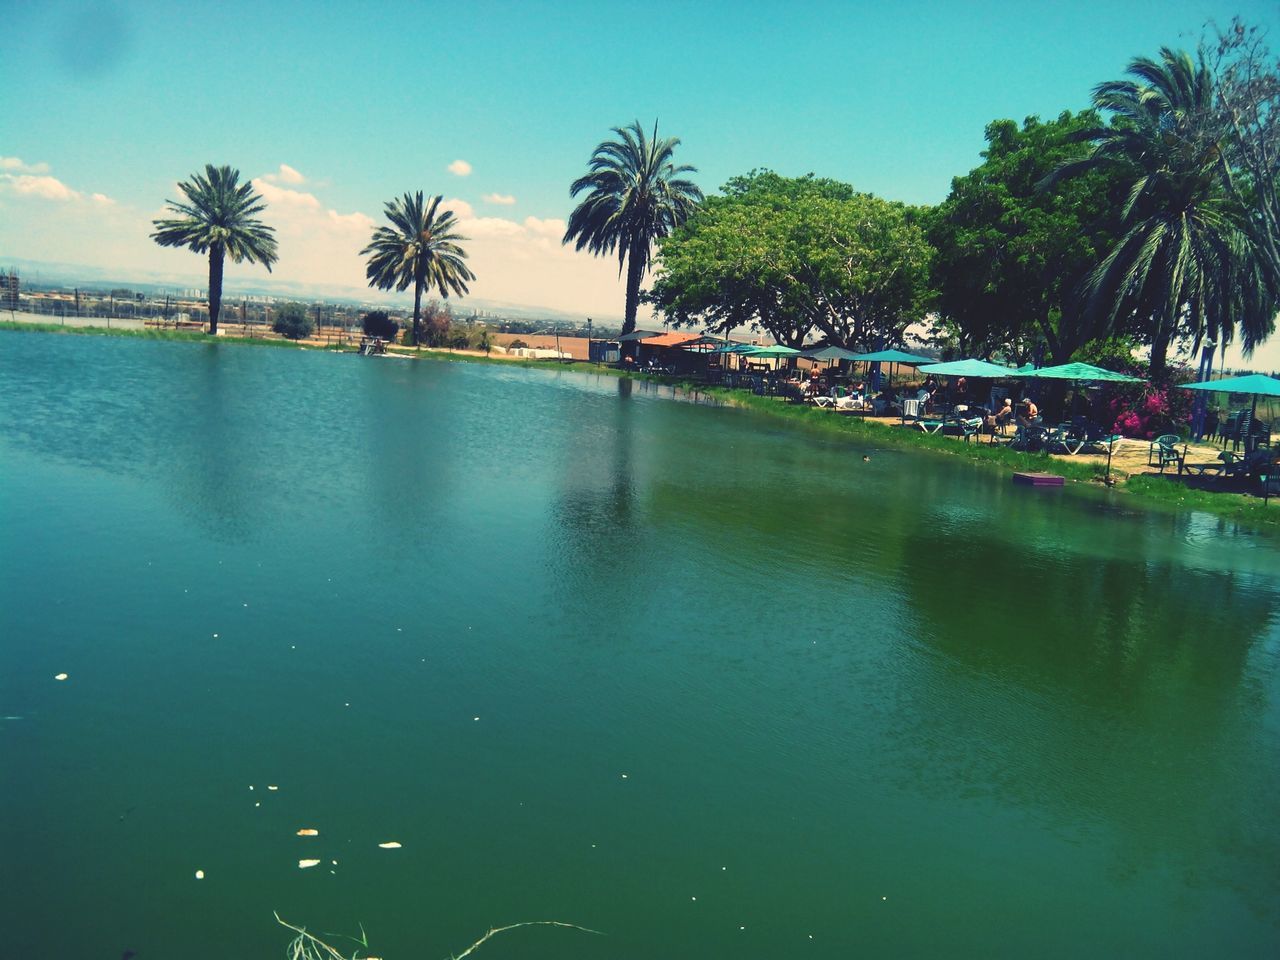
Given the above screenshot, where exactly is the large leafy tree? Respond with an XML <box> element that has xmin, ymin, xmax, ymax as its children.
<box><xmin>650</xmin><ymin>172</ymin><xmax>932</xmax><ymax>349</ymax></box>
<box><xmin>1208</xmin><ymin>19</ymin><xmax>1280</xmax><ymax>317</ymax></box>
<box><xmin>563</xmin><ymin>120</ymin><xmax>703</xmax><ymax>339</ymax></box>
<box><xmin>150</xmin><ymin>164</ymin><xmax>278</xmax><ymax>336</ymax></box>
<box><xmin>362</xmin><ymin>193</ymin><xmax>474</xmax><ymax>346</ymax></box>
<box><xmin>1057</xmin><ymin>48</ymin><xmax>1275</xmax><ymax>377</ymax></box>
<box><xmin>927</xmin><ymin>113</ymin><xmax>1127</xmax><ymax>363</ymax></box>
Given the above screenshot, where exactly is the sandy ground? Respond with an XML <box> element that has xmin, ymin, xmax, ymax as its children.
<box><xmin>836</xmin><ymin>411</ymin><xmax>1245</xmax><ymax>481</ymax></box>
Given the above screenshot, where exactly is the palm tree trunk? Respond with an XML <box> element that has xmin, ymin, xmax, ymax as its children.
<box><xmin>207</xmin><ymin>243</ymin><xmax>224</xmax><ymax>336</ymax></box>
<box><xmin>623</xmin><ymin>247</ymin><xmax>645</xmax><ymax>336</ymax></box>
<box><xmin>1149</xmin><ymin>324</ymin><xmax>1172</xmax><ymax>381</ymax></box>
<box><xmin>412</xmin><ymin>278</ymin><xmax>423</xmax><ymax>347</ymax></box>
<box><xmin>621</xmin><ymin>248</ymin><xmax>645</xmax><ymax>360</ymax></box>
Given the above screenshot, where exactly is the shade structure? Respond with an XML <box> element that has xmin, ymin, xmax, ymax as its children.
<box><xmin>714</xmin><ymin>342</ymin><xmax>762</xmax><ymax>354</ymax></box>
<box><xmin>1181</xmin><ymin>373</ymin><xmax>1280</xmax><ymax>502</ymax></box>
<box><xmin>800</xmin><ymin>345</ymin><xmax>864</xmax><ymax>362</ymax></box>
<box><xmin>1019</xmin><ymin>362</ymin><xmax>1143</xmax><ymax>383</ymax></box>
<box><xmin>616</xmin><ymin>329</ymin><xmax>663</xmax><ymax>342</ymax></box>
<box><xmin>851</xmin><ymin>349</ymin><xmax>932</xmax><ymax>364</ymax></box>
<box><xmin>678</xmin><ymin>334</ymin><xmax>729</xmax><ymax>352</ymax></box>
<box><xmin>917</xmin><ymin>358</ymin><xmax>1019</xmax><ymax>378</ymax></box>
<box><xmin>746</xmin><ymin>344</ymin><xmax>801</xmax><ymax>358</ymax></box>
<box><xmin>1179</xmin><ymin>373</ymin><xmax>1280</xmax><ymax>396</ymax></box>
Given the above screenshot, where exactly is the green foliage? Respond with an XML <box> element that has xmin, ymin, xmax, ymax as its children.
<box><xmin>272</xmin><ymin>302</ymin><xmax>314</xmax><ymax>340</ymax></box>
<box><xmin>563</xmin><ymin>120</ymin><xmax>703</xmax><ymax>335</ymax></box>
<box><xmin>927</xmin><ymin>112</ymin><xmax>1126</xmax><ymax>363</ymax></box>
<box><xmin>360</xmin><ymin>309</ymin><xmax>399</xmax><ymax>340</ymax></box>
<box><xmin>362</xmin><ymin>192</ymin><xmax>474</xmax><ymax>346</ymax></box>
<box><xmin>651</xmin><ymin>170</ymin><xmax>932</xmax><ymax>349</ymax></box>
<box><xmin>1060</xmin><ymin>48</ymin><xmax>1278</xmax><ymax>376</ymax></box>
<box><xmin>1070</xmin><ymin>337</ymin><xmax>1145</xmax><ymax>375</ymax></box>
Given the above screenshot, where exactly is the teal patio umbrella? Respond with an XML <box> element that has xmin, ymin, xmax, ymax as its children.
<box><xmin>851</xmin><ymin>348</ymin><xmax>932</xmax><ymax>391</ymax></box>
<box><xmin>747</xmin><ymin>344</ymin><xmax>801</xmax><ymax>357</ymax></box>
<box><xmin>852</xmin><ymin>349</ymin><xmax>933</xmax><ymax>364</ymax></box>
<box><xmin>917</xmin><ymin>358</ymin><xmax>1019</xmax><ymax>378</ymax></box>
<box><xmin>1019</xmin><ymin>361</ymin><xmax>1143</xmax><ymax>383</ymax></box>
<box><xmin>1181</xmin><ymin>374</ymin><xmax>1280</xmax><ymax>496</ymax></box>
<box><xmin>1022</xmin><ymin>362</ymin><xmax>1144</xmax><ymax>480</ymax></box>
<box><xmin>801</xmin><ymin>344</ymin><xmax>864</xmax><ymax>362</ymax></box>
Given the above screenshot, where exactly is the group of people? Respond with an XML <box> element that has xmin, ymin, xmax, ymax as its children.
<box><xmin>793</xmin><ymin>366</ymin><xmax>1047</xmax><ymax>432</ymax></box>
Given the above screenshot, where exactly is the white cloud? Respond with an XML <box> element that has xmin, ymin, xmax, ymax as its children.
<box><xmin>482</xmin><ymin>192</ymin><xmax>516</xmax><ymax>205</ymax></box>
<box><xmin>0</xmin><ymin>173</ymin><xmax>82</xmax><ymax>201</ymax></box>
<box><xmin>261</xmin><ymin>163</ymin><xmax>305</xmax><ymax>185</ymax></box>
<box><xmin>0</xmin><ymin>157</ymin><xmax>50</xmax><ymax>174</ymax></box>
<box><xmin>522</xmin><ymin>216</ymin><xmax>565</xmax><ymax>238</ymax></box>
<box><xmin>441</xmin><ymin>197</ymin><xmax>474</xmax><ymax>220</ymax></box>
<box><xmin>447</xmin><ymin>159</ymin><xmax>473</xmax><ymax>177</ymax></box>
<box><xmin>251</xmin><ymin>179</ymin><xmax>322</xmax><ymax>209</ymax></box>
<box><xmin>0</xmin><ymin>161</ymin><xmax>634</xmax><ymax>322</ymax></box>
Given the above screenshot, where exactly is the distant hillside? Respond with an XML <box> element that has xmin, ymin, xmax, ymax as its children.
<box><xmin>0</xmin><ymin>256</ymin><xmax>619</xmax><ymax>326</ymax></box>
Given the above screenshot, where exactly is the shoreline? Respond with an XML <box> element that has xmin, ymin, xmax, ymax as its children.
<box><xmin>4</xmin><ymin>319</ymin><xmax>1275</xmax><ymax>531</ymax></box>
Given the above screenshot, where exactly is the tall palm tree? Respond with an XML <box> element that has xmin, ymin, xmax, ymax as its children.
<box><xmin>150</xmin><ymin>164</ymin><xmax>278</xmax><ymax>336</ymax></box>
<box><xmin>563</xmin><ymin>120</ymin><xmax>702</xmax><ymax>339</ymax></box>
<box><xmin>362</xmin><ymin>192</ymin><xmax>474</xmax><ymax>346</ymax></box>
<box><xmin>1054</xmin><ymin>48</ymin><xmax>1273</xmax><ymax>377</ymax></box>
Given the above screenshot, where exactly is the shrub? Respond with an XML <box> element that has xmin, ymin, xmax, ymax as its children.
<box><xmin>272</xmin><ymin>302</ymin><xmax>314</xmax><ymax>340</ymax></box>
<box><xmin>509</xmin><ymin>338</ymin><xmax>529</xmax><ymax>350</ymax></box>
<box><xmin>361</xmin><ymin>310</ymin><xmax>399</xmax><ymax>340</ymax></box>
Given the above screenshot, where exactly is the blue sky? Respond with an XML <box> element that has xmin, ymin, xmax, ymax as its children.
<box><xmin>3</xmin><ymin>0</ymin><xmax>1278</xmax><ymax>362</ymax></box>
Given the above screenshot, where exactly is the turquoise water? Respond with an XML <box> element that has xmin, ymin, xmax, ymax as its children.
<box><xmin>1</xmin><ymin>331</ymin><xmax>1278</xmax><ymax>959</ymax></box>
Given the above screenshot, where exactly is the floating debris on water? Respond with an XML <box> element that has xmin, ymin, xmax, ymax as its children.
<box><xmin>296</xmin><ymin>829</ymin><xmax>319</xmax><ymax>837</ymax></box>
<box><xmin>298</xmin><ymin>859</ymin><xmax>321</xmax><ymax>869</ymax></box>
<box><xmin>377</xmin><ymin>842</ymin><xmax>402</xmax><ymax>849</ymax></box>
<box><xmin>194</xmin><ymin>870</ymin><xmax>204</xmax><ymax>880</ymax></box>
<box><xmin>54</xmin><ymin>673</ymin><xmax>69</xmax><ymax>681</ymax></box>
<box><xmin>267</xmin><ymin>785</ymin><xmax>279</xmax><ymax>791</ymax></box>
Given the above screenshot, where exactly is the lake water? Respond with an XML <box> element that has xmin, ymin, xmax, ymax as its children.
<box><xmin>1</xmin><ymin>331</ymin><xmax>1278</xmax><ymax>959</ymax></box>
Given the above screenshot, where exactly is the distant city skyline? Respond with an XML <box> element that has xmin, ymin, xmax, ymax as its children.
<box><xmin>3</xmin><ymin>0</ymin><xmax>1278</xmax><ymax>367</ymax></box>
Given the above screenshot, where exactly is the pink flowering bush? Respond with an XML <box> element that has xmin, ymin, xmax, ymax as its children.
<box><xmin>1107</xmin><ymin>383</ymin><xmax>1192</xmax><ymax>439</ymax></box>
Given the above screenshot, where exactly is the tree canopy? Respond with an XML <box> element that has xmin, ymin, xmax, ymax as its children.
<box><xmin>650</xmin><ymin>171</ymin><xmax>932</xmax><ymax>349</ymax></box>
<box><xmin>927</xmin><ymin>112</ymin><xmax>1126</xmax><ymax>364</ymax></box>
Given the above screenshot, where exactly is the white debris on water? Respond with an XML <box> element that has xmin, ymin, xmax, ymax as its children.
<box><xmin>298</xmin><ymin>859</ymin><xmax>321</xmax><ymax>869</ymax></box>
<box><xmin>54</xmin><ymin>673</ymin><xmax>68</xmax><ymax>681</ymax></box>
<box><xmin>377</xmin><ymin>842</ymin><xmax>402</xmax><ymax>849</ymax></box>
<box><xmin>267</xmin><ymin>785</ymin><xmax>278</xmax><ymax>791</ymax></box>
<box><xmin>195</xmin><ymin>870</ymin><xmax>204</xmax><ymax>879</ymax></box>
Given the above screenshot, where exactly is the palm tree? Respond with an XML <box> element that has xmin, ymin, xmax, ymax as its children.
<box><xmin>1054</xmin><ymin>48</ymin><xmax>1273</xmax><ymax>377</ymax></box>
<box><xmin>362</xmin><ymin>192</ymin><xmax>474</xmax><ymax>346</ymax></box>
<box><xmin>150</xmin><ymin>164</ymin><xmax>278</xmax><ymax>336</ymax></box>
<box><xmin>563</xmin><ymin>120</ymin><xmax>702</xmax><ymax>340</ymax></box>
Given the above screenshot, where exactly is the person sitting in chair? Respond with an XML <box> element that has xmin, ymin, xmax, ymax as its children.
<box><xmin>986</xmin><ymin>397</ymin><xmax>1014</xmax><ymax>432</ymax></box>
<box><xmin>1017</xmin><ymin>396</ymin><xmax>1039</xmax><ymax>426</ymax></box>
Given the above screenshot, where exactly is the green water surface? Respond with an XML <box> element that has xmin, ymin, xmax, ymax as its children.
<box><xmin>1</xmin><ymin>331</ymin><xmax>1277</xmax><ymax>958</ymax></box>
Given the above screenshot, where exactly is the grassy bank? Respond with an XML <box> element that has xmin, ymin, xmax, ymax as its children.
<box><xmin>720</xmin><ymin>386</ymin><xmax>1279</xmax><ymax>527</ymax></box>
<box><xmin>5</xmin><ymin>320</ymin><xmax>1274</xmax><ymax>528</ymax></box>
<box><xmin>0</xmin><ymin>320</ymin><xmax>307</xmax><ymax>348</ymax></box>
